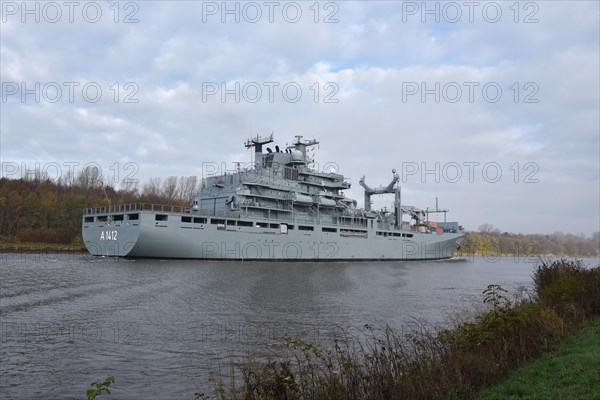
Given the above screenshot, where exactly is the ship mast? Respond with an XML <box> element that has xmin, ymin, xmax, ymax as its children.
<box><xmin>289</xmin><ymin>135</ymin><xmax>319</xmax><ymax>163</ymax></box>
<box><xmin>426</xmin><ymin>197</ymin><xmax>449</xmax><ymax>222</ymax></box>
<box><xmin>245</xmin><ymin>134</ymin><xmax>274</xmax><ymax>169</ymax></box>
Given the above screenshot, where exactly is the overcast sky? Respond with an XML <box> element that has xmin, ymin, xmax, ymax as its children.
<box><xmin>1</xmin><ymin>1</ymin><xmax>599</xmax><ymax>235</ymax></box>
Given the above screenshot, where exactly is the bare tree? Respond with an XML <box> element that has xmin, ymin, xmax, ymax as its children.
<box><xmin>121</xmin><ymin>178</ymin><xmax>139</xmax><ymax>194</ymax></box>
<box><xmin>162</xmin><ymin>176</ymin><xmax>178</xmax><ymax>200</ymax></box>
<box><xmin>142</xmin><ymin>177</ymin><xmax>161</xmax><ymax>197</ymax></box>
<box><xmin>177</xmin><ymin>176</ymin><xmax>199</xmax><ymax>203</ymax></box>
<box><xmin>76</xmin><ymin>165</ymin><xmax>103</xmax><ymax>189</ymax></box>
<box><xmin>478</xmin><ymin>223</ymin><xmax>494</xmax><ymax>234</ymax></box>
<box><xmin>23</xmin><ymin>167</ymin><xmax>48</xmax><ymax>182</ymax></box>
<box><xmin>60</xmin><ymin>168</ymin><xmax>76</xmax><ymax>187</ymax></box>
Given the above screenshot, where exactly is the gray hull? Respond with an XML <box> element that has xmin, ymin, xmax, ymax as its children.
<box><xmin>83</xmin><ymin>208</ymin><xmax>466</xmax><ymax>261</ymax></box>
<box><xmin>83</xmin><ymin>136</ymin><xmax>467</xmax><ymax>261</ymax></box>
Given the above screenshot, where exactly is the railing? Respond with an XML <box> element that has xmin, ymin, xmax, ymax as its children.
<box><xmin>83</xmin><ymin>203</ymin><xmax>248</xmax><ymax>219</ymax></box>
<box><xmin>197</xmin><ymin>209</ymin><xmax>242</xmax><ymax>219</ymax></box>
<box><xmin>82</xmin><ymin>203</ymin><xmax>380</xmax><ymax>231</ymax></box>
<box><xmin>83</xmin><ymin>203</ymin><xmax>187</xmax><ymax>215</ymax></box>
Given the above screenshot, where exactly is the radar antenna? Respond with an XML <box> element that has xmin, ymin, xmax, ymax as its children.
<box><xmin>244</xmin><ymin>133</ymin><xmax>274</xmax><ymax>149</ymax></box>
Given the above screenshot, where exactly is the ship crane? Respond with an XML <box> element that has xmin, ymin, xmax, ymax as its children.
<box><xmin>401</xmin><ymin>206</ymin><xmax>426</xmax><ymax>226</ymax></box>
<box><xmin>359</xmin><ymin>169</ymin><xmax>402</xmax><ymax>227</ymax></box>
<box><xmin>359</xmin><ymin>169</ymin><xmax>399</xmax><ymax>211</ymax></box>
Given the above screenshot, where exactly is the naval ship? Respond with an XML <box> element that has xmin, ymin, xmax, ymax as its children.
<box><xmin>82</xmin><ymin>135</ymin><xmax>466</xmax><ymax>260</ymax></box>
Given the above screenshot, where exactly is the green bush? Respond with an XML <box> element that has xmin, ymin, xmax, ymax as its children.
<box><xmin>533</xmin><ymin>259</ymin><xmax>600</xmax><ymax>318</ymax></box>
<box><xmin>86</xmin><ymin>376</ymin><xmax>115</xmax><ymax>400</ymax></box>
<box><xmin>241</xmin><ymin>360</ymin><xmax>299</xmax><ymax>400</ymax></box>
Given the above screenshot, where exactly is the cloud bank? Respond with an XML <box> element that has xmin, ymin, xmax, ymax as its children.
<box><xmin>1</xmin><ymin>1</ymin><xmax>599</xmax><ymax>235</ymax></box>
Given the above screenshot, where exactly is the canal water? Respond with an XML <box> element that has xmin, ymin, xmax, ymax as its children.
<box><xmin>1</xmin><ymin>253</ymin><xmax>596</xmax><ymax>399</ymax></box>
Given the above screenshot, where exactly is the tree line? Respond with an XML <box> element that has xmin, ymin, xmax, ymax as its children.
<box><xmin>1</xmin><ymin>173</ymin><xmax>598</xmax><ymax>256</ymax></box>
<box><xmin>460</xmin><ymin>224</ymin><xmax>599</xmax><ymax>257</ymax></box>
<box><xmin>0</xmin><ymin>168</ymin><xmax>203</xmax><ymax>245</ymax></box>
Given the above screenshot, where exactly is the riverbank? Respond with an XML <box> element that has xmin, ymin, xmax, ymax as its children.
<box><xmin>479</xmin><ymin>318</ymin><xmax>600</xmax><ymax>399</ymax></box>
<box><xmin>0</xmin><ymin>241</ymin><xmax>85</xmax><ymax>252</ymax></box>
<box><xmin>1</xmin><ymin>241</ymin><xmax>595</xmax><ymax>259</ymax></box>
<box><xmin>195</xmin><ymin>259</ymin><xmax>599</xmax><ymax>400</ymax></box>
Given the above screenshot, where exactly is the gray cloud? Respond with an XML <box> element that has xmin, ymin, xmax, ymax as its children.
<box><xmin>1</xmin><ymin>0</ymin><xmax>598</xmax><ymax>235</ymax></box>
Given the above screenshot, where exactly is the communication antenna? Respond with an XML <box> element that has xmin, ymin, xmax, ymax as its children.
<box><xmin>425</xmin><ymin>196</ymin><xmax>449</xmax><ymax>222</ymax></box>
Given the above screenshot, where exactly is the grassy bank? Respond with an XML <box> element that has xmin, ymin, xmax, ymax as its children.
<box><xmin>0</xmin><ymin>241</ymin><xmax>86</xmax><ymax>252</ymax></box>
<box><xmin>195</xmin><ymin>260</ymin><xmax>600</xmax><ymax>400</ymax></box>
<box><xmin>479</xmin><ymin>318</ymin><xmax>600</xmax><ymax>400</ymax></box>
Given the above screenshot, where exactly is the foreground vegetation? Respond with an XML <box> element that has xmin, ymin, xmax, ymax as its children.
<box><xmin>479</xmin><ymin>318</ymin><xmax>600</xmax><ymax>400</ymax></box>
<box><xmin>193</xmin><ymin>259</ymin><xmax>599</xmax><ymax>400</ymax></box>
<box><xmin>2</xmin><ymin>176</ymin><xmax>599</xmax><ymax>257</ymax></box>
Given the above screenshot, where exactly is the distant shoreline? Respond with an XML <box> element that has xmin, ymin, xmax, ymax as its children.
<box><xmin>0</xmin><ymin>242</ymin><xmax>596</xmax><ymax>259</ymax></box>
<box><xmin>455</xmin><ymin>251</ymin><xmax>584</xmax><ymax>258</ymax></box>
<box><xmin>1</xmin><ymin>242</ymin><xmax>86</xmax><ymax>253</ymax></box>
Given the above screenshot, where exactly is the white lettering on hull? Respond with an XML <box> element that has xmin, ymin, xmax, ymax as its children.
<box><xmin>100</xmin><ymin>230</ymin><xmax>118</xmax><ymax>241</ymax></box>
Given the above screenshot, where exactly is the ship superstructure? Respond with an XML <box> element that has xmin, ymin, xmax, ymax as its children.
<box><xmin>82</xmin><ymin>135</ymin><xmax>465</xmax><ymax>260</ymax></box>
